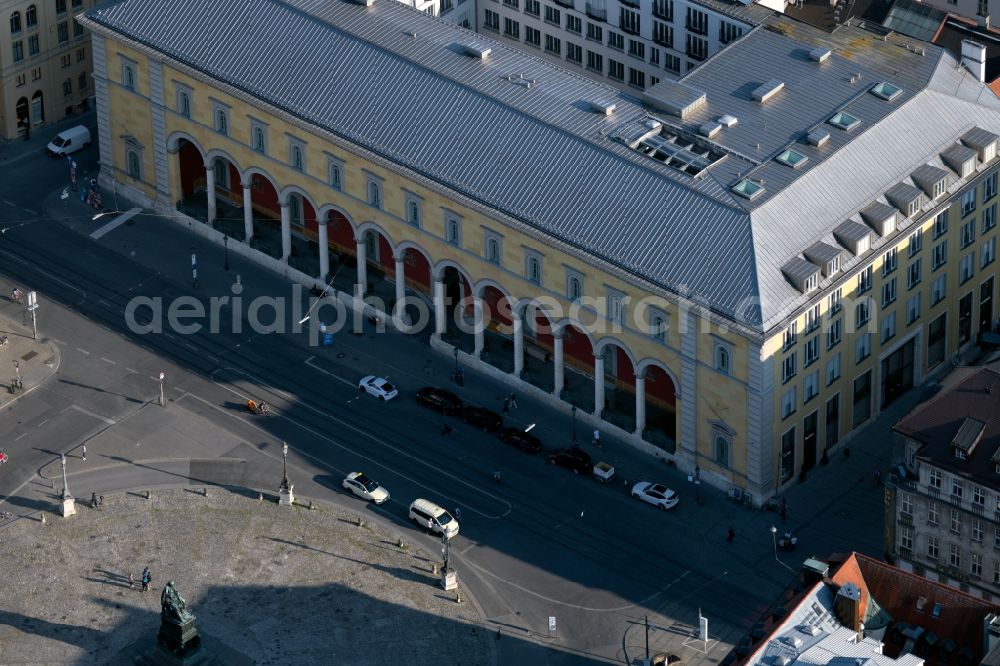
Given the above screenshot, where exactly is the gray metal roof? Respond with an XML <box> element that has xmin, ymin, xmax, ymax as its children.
<box><xmin>81</xmin><ymin>0</ymin><xmax>1000</xmax><ymax>333</ymax></box>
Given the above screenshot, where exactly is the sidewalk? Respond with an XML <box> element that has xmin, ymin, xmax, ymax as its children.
<box><xmin>0</xmin><ymin>295</ymin><xmax>60</xmax><ymax>412</ymax></box>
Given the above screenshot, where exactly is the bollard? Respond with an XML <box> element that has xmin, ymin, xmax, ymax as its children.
<box><xmin>99</xmin><ymin>495</ymin><xmax>104</xmax><ymax>506</ymax></box>
<box><xmin>258</xmin><ymin>492</ymin><xmax>263</xmax><ymax>502</ymax></box>
<box><xmin>308</xmin><ymin>500</ymin><xmax>314</xmax><ymax>510</ymax></box>
<box><xmin>432</xmin><ymin>563</ymin><xmax>439</xmax><ymax>575</ymax></box>
<box><xmin>456</xmin><ymin>588</ymin><xmax>462</xmax><ymax>604</ymax></box>
<box><xmin>40</xmin><ymin>514</ymin><xmax>46</xmax><ymax>525</ymax></box>
<box><xmin>202</xmin><ymin>487</ymin><xmax>208</xmax><ymax>497</ymax></box>
<box><xmin>145</xmin><ymin>490</ymin><xmax>151</xmax><ymax>500</ymax></box>
<box><xmin>356</xmin><ymin>516</ymin><xmax>365</xmax><ymax>528</ymax></box>
<box><xmin>397</xmin><ymin>538</ymin><xmax>405</xmax><ymax>549</ymax></box>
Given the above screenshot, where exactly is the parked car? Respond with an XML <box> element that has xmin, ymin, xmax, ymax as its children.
<box><xmin>46</xmin><ymin>125</ymin><xmax>91</xmax><ymax>157</ymax></box>
<box><xmin>409</xmin><ymin>498</ymin><xmax>459</xmax><ymax>538</ymax></box>
<box><xmin>499</xmin><ymin>427</ymin><xmax>542</xmax><ymax>453</ymax></box>
<box><xmin>342</xmin><ymin>472</ymin><xmax>390</xmax><ymax>505</ymax></box>
<box><xmin>547</xmin><ymin>446</ymin><xmax>592</xmax><ymax>474</ymax></box>
<box><xmin>358</xmin><ymin>375</ymin><xmax>398</xmax><ymax>401</ymax></box>
<box><xmin>415</xmin><ymin>386</ymin><xmax>463</xmax><ymax>414</ymax></box>
<box><xmin>460</xmin><ymin>405</ymin><xmax>503</xmax><ymax>432</ymax></box>
<box><xmin>631</xmin><ymin>481</ymin><xmax>679</xmax><ymax>510</ymax></box>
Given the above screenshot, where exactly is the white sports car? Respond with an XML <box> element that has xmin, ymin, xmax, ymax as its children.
<box><xmin>631</xmin><ymin>482</ymin><xmax>679</xmax><ymax>510</ymax></box>
<box><xmin>358</xmin><ymin>375</ymin><xmax>398</xmax><ymax>401</ymax></box>
<box><xmin>342</xmin><ymin>472</ymin><xmax>390</xmax><ymax>504</ymax></box>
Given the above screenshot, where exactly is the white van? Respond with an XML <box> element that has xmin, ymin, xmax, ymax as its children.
<box><xmin>408</xmin><ymin>499</ymin><xmax>459</xmax><ymax>539</ymax></box>
<box><xmin>46</xmin><ymin>125</ymin><xmax>92</xmax><ymax>157</ymax></box>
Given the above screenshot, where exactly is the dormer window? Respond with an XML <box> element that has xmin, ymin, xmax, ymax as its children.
<box><xmin>955</xmin><ymin>448</ymin><xmax>967</xmax><ymax>460</ymax></box>
<box><xmin>732</xmin><ymin>179</ymin><xmax>764</xmax><ymax>200</ymax></box>
<box><xmin>943</xmin><ymin>143</ymin><xmax>978</xmax><ymax>178</ymax></box>
<box><xmin>933</xmin><ymin>179</ymin><xmax>946</xmax><ymax>199</ymax></box>
<box><xmin>828</xmin><ymin>256</ymin><xmax>841</xmax><ymax>275</ymax></box>
<box><xmin>829</xmin><ymin>111</ymin><xmax>860</xmax><ymax>131</ymax></box>
<box><xmin>804</xmin><ymin>273</ymin><xmax>818</xmax><ymax>292</ymax></box>
<box><xmin>870</xmin><ymin>82</ymin><xmax>902</xmax><ymax>101</ymax></box>
<box><xmin>782</xmin><ymin>257</ymin><xmax>820</xmax><ymax>293</ymax></box>
<box><xmin>776</xmin><ymin>149</ymin><xmax>808</xmax><ymax>169</ymax></box>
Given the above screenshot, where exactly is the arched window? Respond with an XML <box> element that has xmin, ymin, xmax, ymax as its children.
<box><xmin>714</xmin><ymin>435</ymin><xmax>730</xmax><ymax>467</ymax></box>
<box><xmin>291</xmin><ymin>145</ymin><xmax>303</xmax><ymax>171</ymax></box>
<box><xmin>215</xmin><ymin>109</ymin><xmax>227</xmax><ymax>135</ymax></box>
<box><xmin>253</xmin><ymin>127</ymin><xmax>265</xmax><ymax>152</ymax></box>
<box><xmin>447</xmin><ymin>218</ymin><xmax>460</xmax><ymax>245</ymax></box>
<box><xmin>527</xmin><ymin>256</ymin><xmax>540</xmax><ymax>283</ymax></box>
<box><xmin>715</xmin><ymin>345</ymin><xmax>731</xmax><ymax>374</ymax></box>
<box><xmin>328</xmin><ymin>162</ymin><xmax>342</xmax><ymax>190</ymax></box>
<box><xmin>178</xmin><ymin>91</ymin><xmax>190</xmax><ymax>118</ymax></box>
<box><xmin>122</xmin><ymin>64</ymin><xmax>135</xmax><ymax>91</ymax></box>
<box><xmin>367</xmin><ymin>181</ymin><xmax>380</xmax><ymax>207</ymax></box>
<box><xmin>408</xmin><ymin>200</ymin><xmax>420</xmax><ymax>226</ymax></box>
<box><xmin>289</xmin><ymin>195</ymin><xmax>302</xmax><ymax>227</ymax></box>
<box><xmin>126</xmin><ymin>150</ymin><xmax>141</xmax><ymax>180</ymax></box>
<box><xmin>10</xmin><ymin>11</ymin><xmax>21</xmax><ymax>34</ymax></box>
<box><xmin>568</xmin><ymin>276</ymin><xmax>581</xmax><ymax>300</ymax></box>
<box><xmin>486</xmin><ymin>238</ymin><xmax>500</xmax><ymax>264</ymax></box>
<box><xmin>213</xmin><ymin>159</ymin><xmax>228</xmax><ymax>189</ymax></box>
<box><xmin>26</xmin><ymin>6</ymin><xmax>37</xmax><ymax>27</ymax></box>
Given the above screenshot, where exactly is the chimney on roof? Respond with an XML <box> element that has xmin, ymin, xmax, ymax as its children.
<box><xmin>962</xmin><ymin>39</ymin><xmax>987</xmax><ymax>83</ymax></box>
<box><xmin>835</xmin><ymin>582</ymin><xmax>863</xmax><ymax>633</ymax></box>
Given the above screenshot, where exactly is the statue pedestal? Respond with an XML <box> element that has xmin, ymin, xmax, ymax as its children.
<box><xmin>279</xmin><ymin>484</ymin><xmax>294</xmax><ymax>506</ymax></box>
<box><xmin>441</xmin><ymin>567</ymin><xmax>458</xmax><ymax>591</ymax></box>
<box><xmin>150</xmin><ymin>612</ymin><xmax>204</xmax><ymax>665</ymax></box>
<box><xmin>61</xmin><ymin>496</ymin><xmax>76</xmax><ymax>518</ymax></box>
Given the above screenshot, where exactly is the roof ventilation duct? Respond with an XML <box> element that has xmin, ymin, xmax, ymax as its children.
<box><xmin>462</xmin><ymin>43</ymin><xmax>492</xmax><ymax>59</ymax></box>
<box><xmin>588</xmin><ymin>99</ymin><xmax>617</xmax><ymax>115</ymax></box>
<box><xmin>718</xmin><ymin>114</ymin><xmax>738</xmax><ymax>128</ymax></box>
<box><xmin>751</xmin><ymin>79</ymin><xmax>784</xmax><ymax>103</ymax></box>
<box><xmin>809</xmin><ymin>47</ymin><xmax>831</xmax><ymax>63</ymax></box>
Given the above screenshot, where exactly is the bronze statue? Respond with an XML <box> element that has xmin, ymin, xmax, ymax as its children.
<box><xmin>160</xmin><ymin>580</ymin><xmax>193</xmax><ymax>623</ymax></box>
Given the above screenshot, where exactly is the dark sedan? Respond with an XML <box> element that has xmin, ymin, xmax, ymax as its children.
<box><xmin>499</xmin><ymin>427</ymin><xmax>543</xmax><ymax>453</ymax></box>
<box><xmin>460</xmin><ymin>405</ymin><xmax>503</xmax><ymax>432</ymax></box>
<box><xmin>547</xmin><ymin>446</ymin><xmax>592</xmax><ymax>474</ymax></box>
<box><xmin>415</xmin><ymin>386</ymin><xmax>464</xmax><ymax>415</ymax></box>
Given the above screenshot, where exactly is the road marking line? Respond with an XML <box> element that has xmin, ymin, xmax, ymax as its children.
<box><xmin>125</xmin><ymin>367</ymin><xmax>138</xmax><ymax>374</ymax></box>
<box><xmin>53</xmin><ymin>339</ymin><xmax>67</xmax><ymax>346</ymax></box>
<box><xmin>90</xmin><ymin>207</ymin><xmax>142</xmax><ymax>240</ymax></box>
<box><xmin>303</xmin><ymin>356</ymin><xmax>356</xmax><ymax>388</ymax></box>
<box><xmin>76</xmin><ymin>348</ymin><xmax>90</xmax><ymax>355</ymax></box>
<box><xmin>14</xmin><ymin>433</ymin><xmax>26</xmax><ymax>441</ymax></box>
<box><xmin>37</xmin><ymin>419</ymin><xmax>48</xmax><ymax>427</ymax></box>
<box><xmin>69</xmin><ymin>404</ymin><xmax>116</xmax><ymax>426</ymax></box>
<box><xmin>98</xmin><ymin>299</ymin><xmax>111</xmax><ymax>307</ymax></box>
<box><xmin>24</xmin><ymin>208</ymin><xmax>38</xmax><ymax>215</ymax></box>
<box><xmin>184</xmin><ymin>343</ymin><xmax>198</xmax><ymax>351</ymax></box>
<box><xmin>1</xmin><ymin>199</ymin><xmax>12</xmax><ymax>206</ymax></box>
<box><xmin>100</xmin><ymin>357</ymin><xmax>116</xmax><ymax>365</ymax></box>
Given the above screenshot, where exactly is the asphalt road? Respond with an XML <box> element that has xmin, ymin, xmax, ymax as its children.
<box><xmin>0</xmin><ymin>131</ymin><xmax>838</xmax><ymax>665</ymax></box>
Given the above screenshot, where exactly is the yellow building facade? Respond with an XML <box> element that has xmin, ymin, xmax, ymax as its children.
<box><xmin>80</xmin><ymin>0</ymin><xmax>1000</xmax><ymax>503</ymax></box>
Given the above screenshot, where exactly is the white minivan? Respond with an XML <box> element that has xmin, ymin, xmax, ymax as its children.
<box><xmin>46</xmin><ymin>125</ymin><xmax>92</xmax><ymax>157</ymax></box>
<box><xmin>408</xmin><ymin>499</ymin><xmax>459</xmax><ymax>538</ymax></box>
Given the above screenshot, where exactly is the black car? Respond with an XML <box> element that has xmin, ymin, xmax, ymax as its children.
<box><xmin>499</xmin><ymin>427</ymin><xmax>543</xmax><ymax>454</ymax></box>
<box><xmin>547</xmin><ymin>446</ymin><xmax>592</xmax><ymax>474</ymax></box>
<box><xmin>460</xmin><ymin>405</ymin><xmax>503</xmax><ymax>432</ymax></box>
<box><xmin>415</xmin><ymin>387</ymin><xmax>464</xmax><ymax>415</ymax></box>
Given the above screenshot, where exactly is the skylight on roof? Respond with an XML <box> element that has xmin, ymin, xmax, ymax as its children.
<box><xmin>829</xmin><ymin>111</ymin><xmax>860</xmax><ymax>131</ymax></box>
<box><xmin>870</xmin><ymin>82</ymin><xmax>902</xmax><ymax>101</ymax></box>
<box><xmin>776</xmin><ymin>149</ymin><xmax>808</xmax><ymax>169</ymax></box>
<box><xmin>732</xmin><ymin>179</ymin><xmax>764</xmax><ymax>200</ymax></box>
<box><xmin>630</xmin><ymin>125</ymin><xmax>727</xmax><ymax>177</ymax></box>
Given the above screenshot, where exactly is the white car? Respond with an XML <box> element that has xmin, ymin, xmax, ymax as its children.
<box><xmin>358</xmin><ymin>375</ymin><xmax>398</xmax><ymax>401</ymax></box>
<box><xmin>631</xmin><ymin>482</ymin><xmax>679</xmax><ymax>510</ymax></box>
<box><xmin>342</xmin><ymin>472</ymin><xmax>390</xmax><ymax>504</ymax></box>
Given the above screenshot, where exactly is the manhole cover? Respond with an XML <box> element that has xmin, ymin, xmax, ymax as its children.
<box><xmin>336</xmin><ymin>352</ymin><xmax>346</xmax><ymax>359</ymax></box>
<box><xmin>20</xmin><ymin>351</ymin><xmax>37</xmax><ymax>361</ymax></box>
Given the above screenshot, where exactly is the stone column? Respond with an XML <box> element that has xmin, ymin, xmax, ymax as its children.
<box><xmin>205</xmin><ymin>164</ymin><xmax>216</xmax><ymax>225</ymax></box>
<box><xmin>355</xmin><ymin>238</ymin><xmax>368</xmax><ymax>297</ymax></box>
<box><xmin>512</xmin><ymin>314</ymin><xmax>524</xmax><ymax>377</ymax></box>
<box><xmin>394</xmin><ymin>255</ymin><xmax>406</xmax><ymax>308</ymax></box>
<box><xmin>318</xmin><ymin>218</ymin><xmax>330</xmax><ymax>281</ymax></box>
<box><xmin>242</xmin><ymin>182</ymin><xmax>253</xmax><ymax>243</ymax></box>
<box><xmin>593</xmin><ymin>353</ymin><xmax>605</xmax><ymax>417</ymax></box>
<box><xmin>433</xmin><ymin>277</ymin><xmax>447</xmax><ymax>337</ymax></box>
<box><xmin>473</xmin><ymin>294</ymin><xmax>485</xmax><ymax>358</ymax></box>
<box><xmin>553</xmin><ymin>332</ymin><xmax>564</xmax><ymax>399</ymax></box>
<box><xmin>635</xmin><ymin>371</ymin><xmax>646</xmax><ymax>436</ymax></box>
<box><xmin>280</xmin><ymin>202</ymin><xmax>291</xmax><ymax>262</ymax></box>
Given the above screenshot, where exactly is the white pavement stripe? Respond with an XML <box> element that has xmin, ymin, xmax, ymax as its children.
<box><xmin>14</xmin><ymin>433</ymin><xmax>26</xmax><ymax>441</ymax></box>
<box><xmin>24</xmin><ymin>208</ymin><xmax>38</xmax><ymax>215</ymax></box>
<box><xmin>101</xmin><ymin>357</ymin><xmax>116</xmax><ymax>365</ymax></box>
<box><xmin>90</xmin><ymin>207</ymin><xmax>142</xmax><ymax>240</ymax></box>
<box><xmin>53</xmin><ymin>339</ymin><xmax>67</xmax><ymax>346</ymax></box>
<box><xmin>37</xmin><ymin>419</ymin><xmax>48</xmax><ymax>427</ymax></box>
<box><xmin>184</xmin><ymin>343</ymin><xmax>198</xmax><ymax>351</ymax></box>
<box><xmin>126</xmin><ymin>367</ymin><xmax>138</xmax><ymax>374</ymax></box>
<box><xmin>70</xmin><ymin>404</ymin><xmax>116</xmax><ymax>426</ymax></box>
<box><xmin>1</xmin><ymin>199</ymin><xmax>12</xmax><ymax>206</ymax></box>
<box><xmin>303</xmin><ymin>356</ymin><xmax>356</xmax><ymax>388</ymax></box>
<box><xmin>76</xmin><ymin>348</ymin><xmax>90</xmax><ymax>355</ymax></box>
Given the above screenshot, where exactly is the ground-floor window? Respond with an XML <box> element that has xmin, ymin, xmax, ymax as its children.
<box><xmin>825</xmin><ymin>394</ymin><xmax>839</xmax><ymax>449</ymax></box>
<box><xmin>852</xmin><ymin>370</ymin><xmax>871</xmax><ymax>429</ymax></box>
<box><xmin>780</xmin><ymin>427</ymin><xmax>795</xmax><ymax>483</ymax></box>
<box><xmin>959</xmin><ymin>292</ymin><xmax>973</xmax><ymax>346</ymax></box>
<box><xmin>927</xmin><ymin>313</ymin><xmax>947</xmax><ymax>368</ymax></box>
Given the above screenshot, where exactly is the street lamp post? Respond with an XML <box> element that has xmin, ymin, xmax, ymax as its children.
<box><xmin>60</xmin><ymin>453</ymin><xmax>76</xmax><ymax>517</ymax></box>
<box><xmin>278</xmin><ymin>442</ymin><xmax>295</xmax><ymax>506</ymax></box>
<box><xmin>571</xmin><ymin>405</ymin><xmax>577</xmax><ymax>443</ymax></box>
<box><xmin>694</xmin><ymin>465</ymin><xmax>701</xmax><ymax>504</ymax></box>
<box><xmin>224</xmin><ymin>235</ymin><xmax>230</xmax><ymax>272</ymax></box>
<box><xmin>770</xmin><ymin>525</ymin><xmax>796</xmax><ymax>575</ymax></box>
<box><xmin>453</xmin><ymin>346</ymin><xmax>463</xmax><ymax>386</ymax></box>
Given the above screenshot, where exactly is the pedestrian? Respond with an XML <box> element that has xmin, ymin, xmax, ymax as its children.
<box><xmin>91</xmin><ymin>492</ymin><xmax>98</xmax><ymax>508</ymax></box>
<box><xmin>141</xmin><ymin>567</ymin><xmax>151</xmax><ymax>593</ymax></box>
<box><xmin>874</xmin><ymin>469</ymin><xmax>882</xmax><ymax>487</ymax></box>
<box><xmin>592</xmin><ymin>429</ymin><xmax>601</xmax><ymax>448</ymax></box>
<box><xmin>454</xmin><ymin>507</ymin><xmax>462</xmax><ymax>521</ymax></box>
<box><xmin>128</xmin><ymin>573</ymin><xmax>135</xmax><ymax>589</ymax></box>
<box><xmin>726</xmin><ymin>526</ymin><xmax>735</xmax><ymax>543</ymax></box>
<box><xmin>509</xmin><ymin>392</ymin><xmax>518</xmax><ymax>409</ymax></box>
<box><xmin>502</xmin><ymin>398</ymin><xmax>510</xmax><ymax>414</ymax></box>
<box><xmin>82</xmin><ymin>445</ymin><xmax>87</xmax><ymax>461</ymax></box>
